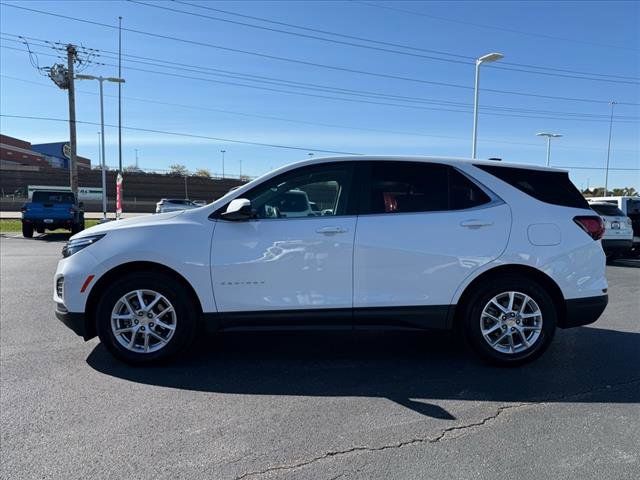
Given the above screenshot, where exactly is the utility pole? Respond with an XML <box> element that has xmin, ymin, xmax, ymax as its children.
<box><xmin>604</xmin><ymin>100</ymin><xmax>616</xmax><ymax>197</ymax></box>
<box><xmin>118</xmin><ymin>16</ymin><xmax>123</xmax><ymax>173</ymax></box>
<box><xmin>66</xmin><ymin>44</ymin><xmax>79</xmax><ymax>201</ymax></box>
<box><xmin>135</xmin><ymin>148</ymin><xmax>139</xmax><ymax>168</ymax></box>
<box><xmin>221</xmin><ymin>149</ymin><xmax>226</xmax><ymax>179</ymax></box>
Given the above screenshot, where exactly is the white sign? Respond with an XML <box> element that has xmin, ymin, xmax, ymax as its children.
<box><xmin>28</xmin><ymin>185</ymin><xmax>103</xmax><ymax>201</ymax></box>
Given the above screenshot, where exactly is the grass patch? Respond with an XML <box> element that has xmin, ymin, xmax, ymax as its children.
<box><xmin>0</xmin><ymin>219</ymin><xmax>100</xmax><ymax>233</ymax></box>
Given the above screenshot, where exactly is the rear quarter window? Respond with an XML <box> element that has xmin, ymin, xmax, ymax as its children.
<box><xmin>475</xmin><ymin>164</ymin><xmax>588</xmax><ymax>209</ymax></box>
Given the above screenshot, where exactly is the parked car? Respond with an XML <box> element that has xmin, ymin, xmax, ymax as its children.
<box><xmin>21</xmin><ymin>190</ymin><xmax>84</xmax><ymax>237</ymax></box>
<box><xmin>588</xmin><ymin>196</ymin><xmax>640</xmax><ymax>255</ymax></box>
<box><xmin>54</xmin><ymin>156</ymin><xmax>608</xmax><ymax>366</ymax></box>
<box><xmin>588</xmin><ymin>202</ymin><xmax>633</xmax><ymax>257</ymax></box>
<box><xmin>263</xmin><ymin>189</ymin><xmax>316</xmax><ymax>218</ymax></box>
<box><xmin>155</xmin><ymin>198</ymin><xmax>199</xmax><ymax>213</ymax></box>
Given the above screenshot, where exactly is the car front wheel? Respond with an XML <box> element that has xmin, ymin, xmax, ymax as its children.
<box><xmin>96</xmin><ymin>272</ymin><xmax>198</xmax><ymax>364</ymax></box>
<box><xmin>462</xmin><ymin>275</ymin><xmax>556</xmax><ymax>366</ymax></box>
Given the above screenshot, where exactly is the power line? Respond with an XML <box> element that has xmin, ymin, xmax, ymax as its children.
<box><xmin>4</xmin><ymin>72</ymin><xmax>638</xmax><ymax>155</ymax></box>
<box><xmin>165</xmin><ymin>0</ymin><xmax>640</xmax><ymax>84</ymax></box>
<box><xmin>3</xmin><ymin>40</ymin><xmax>639</xmax><ymax>123</ymax></box>
<box><xmin>356</xmin><ymin>0</ymin><xmax>640</xmax><ymax>53</ymax></box>
<box><xmin>0</xmin><ymin>114</ymin><xmax>362</xmax><ymax>155</ymax></box>
<box><xmin>8</xmin><ymin>36</ymin><xmax>634</xmax><ymax>121</ymax></box>
<box><xmin>128</xmin><ymin>0</ymin><xmax>472</xmax><ymax>66</ymax></box>
<box><xmin>2</xmin><ymin>3</ymin><xmax>638</xmax><ymax>106</ymax></box>
<box><xmin>3</xmin><ymin>114</ymin><xmax>639</xmax><ymax>171</ymax></box>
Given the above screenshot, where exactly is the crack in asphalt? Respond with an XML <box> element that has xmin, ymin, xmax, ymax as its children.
<box><xmin>234</xmin><ymin>378</ymin><xmax>640</xmax><ymax>479</ymax></box>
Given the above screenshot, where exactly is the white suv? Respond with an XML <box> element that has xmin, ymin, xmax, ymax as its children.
<box><xmin>588</xmin><ymin>202</ymin><xmax>633</xmax><ymax>257</ymax></box>
<box><xmin>54</xmin><ymin>156</ymin><xmax>608</xmax><ymax>366</ymax></box>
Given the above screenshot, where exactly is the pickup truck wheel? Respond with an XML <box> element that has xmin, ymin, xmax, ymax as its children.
<box><xmin>462</xmin><ymin>275</ymin><xmax>556</xmax><ymax>366</ymax></box>
<box><xmin>22</xmin><ymin>223</ymin><xmax>33</xmax><ymax>238</ymax></box>
<box><xmin>96</xmin><ymin>272</ymin><xmax>198</xmax><ymax>364</ymax></box>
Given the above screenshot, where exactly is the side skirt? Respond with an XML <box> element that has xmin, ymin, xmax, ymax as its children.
<box><xmin>202</xmin><ymin>305</ymin><xmax>454</xmax><ymax>333</ymax></box>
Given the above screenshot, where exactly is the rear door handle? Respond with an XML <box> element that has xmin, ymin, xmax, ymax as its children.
<box><xmin>316</xmin><ymin>226</ymin><xmax>348</xmax><ymax>234</ymax></box>
<box><xmin>460</xmin><ymin>219</ymin><xmax>494</xmax><ymax>229</ymax></box>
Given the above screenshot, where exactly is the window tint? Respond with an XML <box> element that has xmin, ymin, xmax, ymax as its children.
<box><xmin>449</xmin><ymin>168</ymin><xmax>491</xmax><ymax>210</ymax></box>
<box><xmin>476</xmin><ymin>164</ymin><xmax>588</xmax><ymax>209</ymax></box>
<box><xmin>32</xmin><ymin>191</ymin><xmax>75</xmax><ymax>203</ymax></box>
<box><xmin>242</xmin><ymin>163</ymin><xmax>353</xmax><ymax>219</ymax></box>
<box><xmin>363</xmin><ymin>162</ymin><xmax>490</xmax><ymax>214</ymax></box>
<box><xmin>590</xmin><ymin>203</ymin><xmax>625</xmax><ymax>216</ymax></box>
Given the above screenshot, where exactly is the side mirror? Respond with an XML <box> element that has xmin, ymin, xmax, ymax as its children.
<box><xmin>221</xmin><ymin>198</ymin><xmax>253</xmax><ymax>221</ymax></box>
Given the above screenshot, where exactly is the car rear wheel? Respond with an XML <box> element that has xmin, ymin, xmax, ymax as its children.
<box><xmin>22</xmin><ymin>222</ymin><xmax>33</xmax><ymax>238</ymax></box>
<box><xmin>462</xmin><ymin>275</ymin><xmax>556</xmax><ymax>366</ymax></box>
<box><xmin>96</xmin><ymin>272</ymin><xmax>198</xmax><ymax>364</ymax></box>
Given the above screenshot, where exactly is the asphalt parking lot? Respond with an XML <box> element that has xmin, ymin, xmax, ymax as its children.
<box><xmin>1</xmin><ymin>233</ymin><xmax>639</xmax><ymax>480</ymax></box>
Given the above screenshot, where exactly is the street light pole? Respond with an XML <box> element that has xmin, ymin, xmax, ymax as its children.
<box><xmin>220</xmin><ymin>150</ymin><xmax>226</xmax><ymax>179</ymax></box>
<box><xmin>604</xmin><ymin>101</ymin><xmax>616</xmax><ymax>197</ymax></box>
<box><xmin>471</xmin><ymin>52</ymin><xmax>504</xmax><ymax>159</ymax></box>
<box><xmin>75</xmin><ymin>74</ymin><xmax>125</xmax><ymax>221</ymax></box>
<box><xmin>98</xmin><ymin>78</ymin><xmax>106</xmax><ymax>219</ymax></box>
<box><xmin>536</xmin><ymin>132</ymin><xmax>563</xmax><ymax>166</ymax></box>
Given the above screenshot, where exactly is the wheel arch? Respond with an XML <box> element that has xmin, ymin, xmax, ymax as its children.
<box><xmin>84</xmin><ymin>261</ymin><xmax>204</xmax><ymax>339</ymax></box>
<box><xmin>453</xmin><ymin>264</ymin><xmax>566</xmax><ymax>327</ymax></box>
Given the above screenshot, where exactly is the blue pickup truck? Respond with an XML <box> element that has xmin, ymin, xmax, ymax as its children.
<box><xmin>21</xmin><ymin>190</ymin><xmax>85</xmax><ymax>238</ymax></box>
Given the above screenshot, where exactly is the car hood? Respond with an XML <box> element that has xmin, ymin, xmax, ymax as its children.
<box><xmin>71</xmin><ymin>211</ymin><xmax>184</xmax><ymax>239</ymax></box>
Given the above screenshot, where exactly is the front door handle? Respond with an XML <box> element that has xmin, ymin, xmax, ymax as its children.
<box><xmin>316</xmin><ymin>226</ymin><xmax>348</xmax><ymax>234</ymax></box>
<box><xmin>460</xmin><ymin>219</ymin><xmax>494</xmax><ymax>229</ymax></box>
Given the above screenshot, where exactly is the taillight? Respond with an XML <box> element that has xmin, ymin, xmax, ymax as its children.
<box><xmin>574</xmin><ymin>215</ymin><xmax>605</xmax><ymax>240</ymax></box>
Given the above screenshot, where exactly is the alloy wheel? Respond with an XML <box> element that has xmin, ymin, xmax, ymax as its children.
<box><xmin>480</xmin><ymin>291</ymin><xmax>543</xmax><ymax>354</ymax></box>
<box><xmin>110</xmin><ymin>289</ymin><xmax>177</xmax><ymax>353</ymax></box>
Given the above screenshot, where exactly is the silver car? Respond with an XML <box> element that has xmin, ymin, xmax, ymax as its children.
<box><xmin>155</xmin><ymin>198</ymin><xmax>199</xmax><ymax>214</ymax></box>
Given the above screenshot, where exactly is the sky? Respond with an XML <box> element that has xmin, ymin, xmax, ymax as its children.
<box><xmin>0</xmin><ymin>0</ymin><xmax>638</xmax><ymax>190</ymax></box>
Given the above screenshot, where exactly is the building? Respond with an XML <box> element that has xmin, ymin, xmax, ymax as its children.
<box><xmin>0</xmin><ymin>134</ymin><xmax>50</xmax><ymax>171</ymax></box>
<box><xmin>31</xmin><ymin>142</ymin><xmax>91</xmax><ymax>170</ymax></box>
<box><xmin>1</xmin><ymin>134</ymin><xmax>91</xmax><ymax>171</ymax></box>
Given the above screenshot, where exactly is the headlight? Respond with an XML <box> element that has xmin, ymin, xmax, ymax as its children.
<box><xmin>62</xmin><ymin>234</ymin><xmax>105</xmax><ymax>258</ymax></box>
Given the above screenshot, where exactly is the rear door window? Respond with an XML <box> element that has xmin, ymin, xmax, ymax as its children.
<box><xmin>475</xmin><ymin>164</ymin><xmax>588</xmax><ymax>209</ymax></box>
<box><xmin>361</xmin><ymin>161</ymin><xmax>490</xmax><ymax>214</ymax></box>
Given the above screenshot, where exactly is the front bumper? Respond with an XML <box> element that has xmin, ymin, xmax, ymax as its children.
<box><xmin>561</xmin><ymin>295</ymin><xmax>608</xmax><ymax>328</ymax></box>
<box><xmin>55</xmin><ymin>303</ymin><xmax>92</xmax><ymax>340</ymax></box>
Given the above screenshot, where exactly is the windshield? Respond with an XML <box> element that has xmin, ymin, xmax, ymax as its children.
<box><xmin>590</xmin><ymin>203</ymin><xmax>625</xmax><ymax>216</ymax></box>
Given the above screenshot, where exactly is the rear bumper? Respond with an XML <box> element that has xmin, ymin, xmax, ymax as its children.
<box><xmin>55</xmin><ymin>303</ymin><xmax>92</xmax><ymax>340</ymax></box>
<box><xmin>602</xmin><ymin>239</ymin><xmax>633</xmax><ymax>253</ymax></box>
<box><xmin>23</xmin><ymin>218</ymin><xmax>74</xmax><ymax>230</ymax></box>
<box><xmin>561</xmin><ymin>295</ymin><xmax>608</xmax><ymax>328</ymax></box>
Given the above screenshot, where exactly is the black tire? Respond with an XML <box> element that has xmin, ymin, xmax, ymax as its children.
<box><xmin>22</xmin><ymin>222</ymin><xmax>33</xmax><ymax>238</ymax></box>
<box><xmin>96</xmin><ymin>272</ymin><xmax>198</xmax><ymax>365</ymax></box>
<box><xmin>461</xmin><ymin>275</ymin><xmax>556</xmax><ymax>366</ymax></box>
